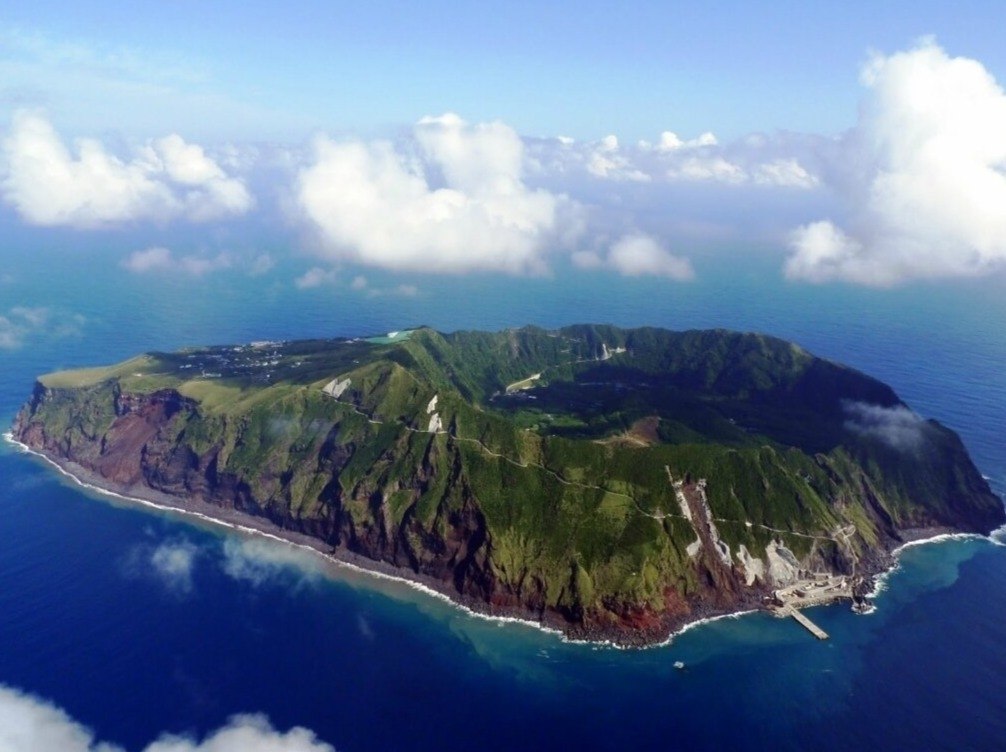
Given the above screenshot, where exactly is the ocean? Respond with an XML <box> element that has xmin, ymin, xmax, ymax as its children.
<box><xmin>1</xmin><ymin>246</ymin><xmax>1005</xmax><ymax>751</ymax></box>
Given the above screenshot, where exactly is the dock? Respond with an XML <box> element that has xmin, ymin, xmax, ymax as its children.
<box><xmin>780</xmin><ymin>605</ymin><xmax>829</xmax><ymax>640</ymax></box>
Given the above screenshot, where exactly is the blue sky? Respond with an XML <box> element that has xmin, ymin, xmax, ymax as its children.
<box><xmin>3</xmin><ymin>1</ymin><xmax>1006</xmax><ymax>302</ymax></box>
<box><xmin>5</xmin><ymin>1</ymin><xmax>1006</xmax><ymax>141</ymax></box>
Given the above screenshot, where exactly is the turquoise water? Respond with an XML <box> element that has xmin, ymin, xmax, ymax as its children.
<box><xmin>1</xmin><ymin>245</ymin><xmax>1004</xmax><ymax>750</ymax></box>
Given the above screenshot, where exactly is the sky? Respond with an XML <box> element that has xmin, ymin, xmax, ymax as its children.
<box><xmin>3</xmin><ymin>1</ymin><xmax>1006</xmax><ymax>321</ymax></box>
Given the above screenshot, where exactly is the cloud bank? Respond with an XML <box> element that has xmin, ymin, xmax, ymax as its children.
<box><xmin>528</xmin><ymin>131</ymin><xmax>819</xmax><ymax>188</ymax></box>
<box><xmin>0</xmin><ymin>684</ymin><xmax>335</xmax><ymax>752</ymax></box>
<box><xmin>787</xmin><ymin>40</ymin><xmax>1006</xmax><ymax>285</ymax></box>
<box><xmin>1</xmin><ymin>112</ymin><xmax>252</xmax><ymax>228</ymax></box>
<box><xmin>843</xmin><ymin>401</ymin><xmax>928</xmax><ymax>451</ymax></box>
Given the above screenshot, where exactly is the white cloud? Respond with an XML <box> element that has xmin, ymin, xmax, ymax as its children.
<box><xmin>9</xmin><ymin>306</ymin><xmax>47</xmax><ymax>327</ymax></box>
<box><xmin>0</xmin><ymin>318</ymin><xmax>21</xmax><ymax>349</ymax></box>
<box><xmin>752</xmin><ymin>158</ymin><xmax>818</xmax><ymax>188</ymax></box>
<box><xmin>178</xmin><ymin>255</ymin><xmax>233</xmax><ymax>277</ymax></box>
<box><xmin>786</xmin><ymin>40</ymin><xmax>1006</xmax><ymax>285</ymax></box>
<box><xmin>122</xmin><ymin>539</ymin><xmax>200</xmax><ymax>595</ymax></box>
<box><xmin>121</xmin><ymin>247</ymin><xmax>174</xmax><ymax>273</ymax></box>
<box><xmin>0</xmin><ymin>685</ymin><xmax>117</xmax><ymax>752</ymax></box>
<box><xmin>148</xmin><ymin>540</ymin><xmax>199</xmax><ymax>593</ymax></box>
<box><xmin>121</xmin><ymin>247</ymin><xmax>233</xmax><ymax>277</ymax></box>
<box><xmin>843</xmin><ymin>401</ymin><xmax>928</xmax><ymax>451</ymax></box>
<box><xmin>641</xmin><ymin>131</ymin><xmax>718</xmax><ymax>152</ymax></box>
<box><xmin>0</xmin><ymin>306</ymin><xmax>85</xmax><ymax>349</ymax></box>
<box><xmin>573</xmin><ymin>233</ymin><xmax>695</xmax><ymax>281</ymax></box>
<box><xmin>784</xmin><ymin>221</ymin><xmax>863</xmax><ymax>283</ymax></box>
<box><xmin>248</xmin><ymin>254</ymin><xmax>276</xmax><ymax>277</ymax></box>
<box><xmin>1</xmin><ymin>112</ymin><xmax>253</xmax><ymax>228</ymax></box>
<box><xmin>358</xmin><ymin>282</ymin><xmax>421</xmax><ymax>298</ymax></box>
<box><xmin>0</xmin><ymin>684</ymin><xmax>335</xmax><ymax>752</ymax></box>
<box><xmin>294</xmin><ymin>267</ymin><xmax>337</xmax><ymax>289</ymax></box>
<box><xmin>144</xmin><ymin>715</ymin><xmax>336</xmax><ymax>752</ymax></box>
<box><xmin>668</xmin><ymin>156</ymin><xmax>746</xmax><ymax>184</ymax></box>
<box><xmin>570</xmin><ymin>250</ymin><xmax>604</xmax><ymax>270</ymax></box>
<box><xmin>221</xmin><ymin>538</ymin><xmax>323</xmax><ymax>587</ymax></box>
<box><xmin>584</xmin><ymin>134</ymin><xmax>650</xmax><ymax>181</ymax></box>
<box><xmin>295</xmin><ymin>113</ymin><xmax>571</xmax><ymax>275</ymax></box>
<box><xmin>345</xmin><ymin>274</ymin><xmax>420</xmax><ymax>297</ymax></box>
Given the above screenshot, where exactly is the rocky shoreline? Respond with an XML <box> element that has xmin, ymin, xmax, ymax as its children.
<box><xmin>3</xmin><ymin>430</ymin><xmax>944</xmax><ymax>648</ymax></box>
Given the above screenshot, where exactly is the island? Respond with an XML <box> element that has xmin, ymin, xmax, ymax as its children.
<box><xmin>11</xmin><ymin>324</ymin><xmax>1005</xmax><ymax>645</ymax></box>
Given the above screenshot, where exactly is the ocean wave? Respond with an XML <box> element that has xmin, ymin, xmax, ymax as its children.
<box><xmin>988</xmin><ymin>523</ymin><xmax>1006</xmax><ymax>547</ymax></box>
<box><xmin>891</xmin><ymin>532</ymin><xmax>988</xmax><ymax>555</ymax></box>
<box><xmin>866</xmin><ymin>563</ymin><xmax>897</xmax><ymax>601</ymax></box>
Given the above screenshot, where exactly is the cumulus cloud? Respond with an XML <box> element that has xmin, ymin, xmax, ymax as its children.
<box><xmin>786</xmin><ymin>40</ymin><xmax>1006</xmax><ymax>285</ymax></box>
<box><xmin>584</xmin><ymin>135</ymin><xmax>650</xmax><ymax>181</ymax></box>
<box><xmin>149</xmin><ymin>540</ymin><xmax>199</xmax><ymax>593</ymax></box>
<box><xmin>295</xmin><ymin>113</ymin><xmax>572</xmax><ymax>275</ymax></box>
<box><xmin>0</xmin><ymin>684</ymin><xmax>335</xmax><ymax>752</ymax></box>
<box><xmin>0</xmin><ymin>306</ymin><xmax>85</xmax><ymax>349</ymax></box>
<box><xmin>843</xmin><ymin>401</ymin><xmax>928</xmax><ymax>451</ymax></box>
<box><xmin>145</xmin><ymin>715</ymin><xmax>336</xmax><ymax>752</ymax></box>
<box><xmin>573</xmin><ymin>233</ymin><xmax>695</xmax><ymax>281</ymax></box>
<box><xmin>642</xmin><ymin>131</ymin><xmax>719</xmax><ymax>152</ymax></box>
<box><xmin>221</xmin><ymin>537</ymin><xmax>323</xmax><ymax>587</ymax></box>
<box><xmin>0</xmin><ymin>685</ymin><xmax>115</xmax><ymax>752</ymax></box>
<box><xmin>1</xmin><ymin>112</ymin><xmax>253</xmax><ymax>228</ymax></box>
<box><xmin>294</xmin><ymin>267</ymin><xmax>337</xmax><ymax>289</ymax></box>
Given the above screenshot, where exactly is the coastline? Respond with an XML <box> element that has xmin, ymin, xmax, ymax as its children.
<box><xmin>3</xmin><ymin>430</ymin><xmax>984</xmax><ymax>650</ymax></box>
<box><xmin>864</xmin><ymin>527</ymin><xmax>1005</xmax><ymax>605</ymax></box>
<box><xmin>2</xmin><ymin>431</ymin><xmax>583</xmax><ymax>641</ymax></box>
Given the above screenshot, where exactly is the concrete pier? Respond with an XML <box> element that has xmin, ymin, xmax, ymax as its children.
<box><xmin>781</xmin><ymin>606</ymin><xmax>829</xmax><ymax>639</ymax></box>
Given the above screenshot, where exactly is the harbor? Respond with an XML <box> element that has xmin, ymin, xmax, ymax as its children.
<box><xmin>769</xmin><ymin>573</ymin><xmax>857</xmax><ymax>640</ymax></box>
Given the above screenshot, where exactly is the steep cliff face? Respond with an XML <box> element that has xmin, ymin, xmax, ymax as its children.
<box><xmin>12</xmin><ymin>325</ymin><xmax>1005</xmax><ymax>643</ymax></box>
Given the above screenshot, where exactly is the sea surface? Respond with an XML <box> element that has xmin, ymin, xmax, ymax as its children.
<box><xmin>1</xmin><ymin>247</ymin><xmax>1005</xmax><ymax>751</ymax></box>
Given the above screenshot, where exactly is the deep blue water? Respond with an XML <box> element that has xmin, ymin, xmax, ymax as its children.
<box><xmin>1</xmin><ymin>246</ymin><xmax>1005</xmax><ymax>750</ymax></box>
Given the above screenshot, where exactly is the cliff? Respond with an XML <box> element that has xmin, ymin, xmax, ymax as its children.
<box><xmin>12</xmin><ymin>325</ymin><xmax>1005</xmax><ymax>644</ymax></box>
